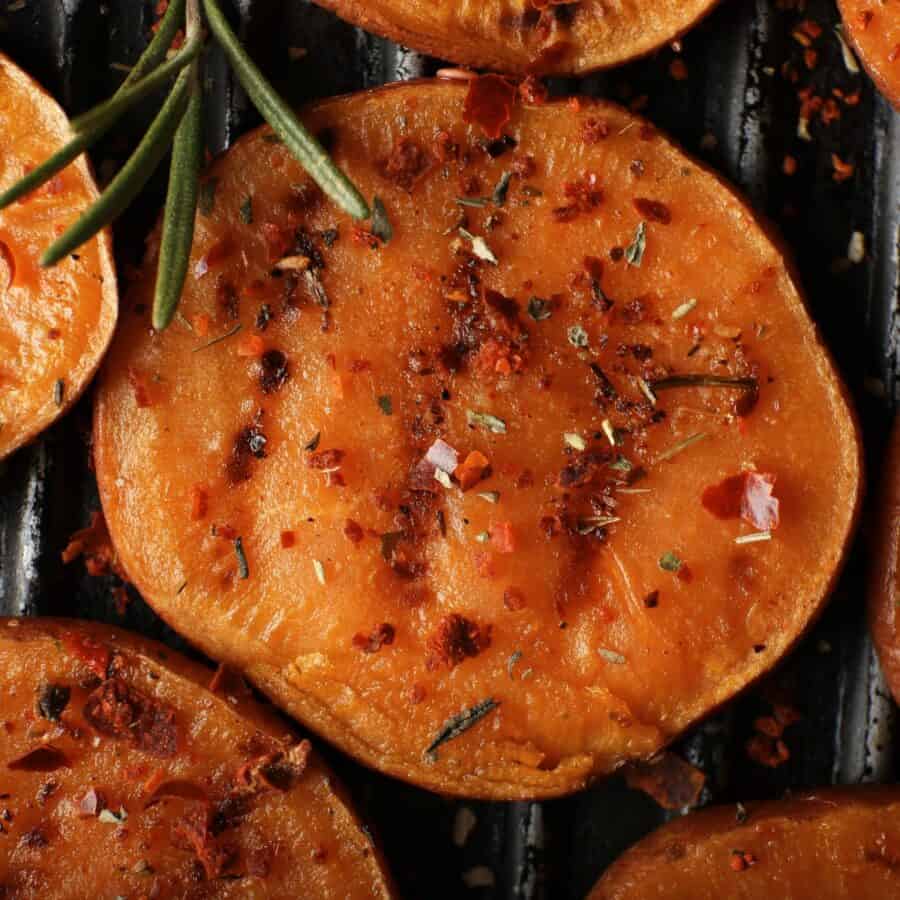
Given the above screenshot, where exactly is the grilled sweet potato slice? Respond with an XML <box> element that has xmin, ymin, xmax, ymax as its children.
<box><xmin>839</xmin><ymin>0</ymin><xmax>900</xmax><ymax>109</ymax></box>
<box><xmin>870</xmin><ymin>418</ymin><xmax>900</xmax><ymax>700</ymax></box>
<box><xmin>0</xmin><ymin>618</ymin><xmax>393</xmax><ymax>898</ymax></box>
<box><xmin>94</xmin><ymin>80</ymin><xmax>861</xmax><ymax>799</ymax></box>
<box><xmin>589</xmin><ymin>787</ymin><xmax>900</xmax><ymax>898</ymax></box>
<box><xmin>0</xmin><ymin>52</ymin><xmax>117</xmax><ymax>460</ymax></box>
<box><xmin>312</xmin><ymin>0</ymin><xmax>720</xmax><ymax>75</ymax></box>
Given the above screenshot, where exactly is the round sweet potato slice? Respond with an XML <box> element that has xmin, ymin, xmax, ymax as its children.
<box><xmin>0</xmin><ymin>52</ymin><xmax>117</xmax><ymax>460</ymax></box>
<box><xmin>0</xmin><ymin>617</ymin><xmax>394</xmax><ymax>898</ymax></box>
<box><xmin>838</xmin><ymin>0</ymin><xmax>900</xmax><ymax>110</ymax></box>
<box><xmin>870</xmin><ymin>417</ymin><xmax>900</xmax><ymax>700</ymax></box>
<box><xmin>589</xmin><ymin>787</ymin><xmax>900</xmax><ymax>898</ymax></box>
<box><xmin>94</xmin><ymin>80</ymin><xmax>861</xmax><ymax>799</ymax></box>
<box><xmin>311</xmin><ymin>0</ymin><xmax>720</xmax><ymax>76</ymax></box>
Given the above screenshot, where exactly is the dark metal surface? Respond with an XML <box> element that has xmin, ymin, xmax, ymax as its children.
<box><xmin>1</xmin><ymin>1</ymin><xmax>898</xmax><ymax>897</ymax></box>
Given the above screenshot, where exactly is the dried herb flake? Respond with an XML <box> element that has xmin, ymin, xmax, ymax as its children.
<box><xmin>625</xmin><ymin>221</ymin><xmax>647</xmax><ymax>267</ymax></box>
<box><xmin>425</xmin><ymin>698</ymin><xmax>500</xmax><ymax>760</ymax></box>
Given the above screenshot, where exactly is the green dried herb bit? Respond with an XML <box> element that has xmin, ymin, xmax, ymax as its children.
<box><xmin>425</xmin><ymin>698</ymin><xmax>500</xmax><ymax>761</ymax></box>
<box><xmin>192</xmin><ymin>323</ymin><xmax>242</xmax><ymax>353</ymax></box>
<box><xmin>377</xmin><ymin>395</ymin><xmax>393</xmax><ymax>416</ymax></box>
<box><xmin>371</xmin><ymin>196</ymin><xmax>393</xmax><ymax>244</ymax></box>
<box><xmin>53</xmin><ymin>379</ymin><xmax>65</xmax><ymax>407</ymax></box>
<box><xmin>568</xmin><ymin>324</ymin><xmax>589</xmax><ymax>348</ymax></box>
<box><xmin>659</xmin><ymin>551</ymin><xmax>682</xmax><ymax>573</ymax></box>
<box><xmin>672</xmin><ymin>298</ymin><xmax>697</xmax><ymax>320</ymax></box>
<box><xmin>312</xmin><ymin>558</ymin><xmax>326</xmax><ymax>584</ymax></box>
<box><xmin>564</xmin><ymin>432</ymin><xmax>587</xmax><ymax>451</ymax></box>
<box><xmin>456</xmin><ymin>196</ymin><xmax>489</xmax><ymax>208</ymax></box>
<box><xmin>467</xmin><ymin>409</ymin><xmax>507</xmax><ymax>434</ymax></box>
<box><xmin>598</xmin><ymin>648</ymin><xmax>626</xmax><ymax>665</ymax></box>
<box><xmin>527</xmin><ymin>297</ymin><xmax>553</xmax><ymax>321</ymax></box>
<box><xmin>657</xmin><ymin>431</ymin><xmax>707</xmax><ymax>462</ymax></box>
<box><xmin>98</xmin><ymin>806</ymin><xmax>128</xmax><ymax>825</ymax></box>
<box><xmin>199</xmin><ymin>178</ymin><xmax>219</xmax><ymax>216</ymax></box>
<box><xmin>477</xmin><ymin>491</ymin><xmax>500</xmax><ymax>504</ymax></box>
<box><xmin>234</xmin><ymin>537</ymin><xmax>250</xmax><ymax>579</ymax></box>
<box><xmin>507</xmin><ymin>649</ymin><xmax>523</xmax><ymax>678</ymax></box>
<box><xmin>625</xmin><ymin>221</ymin><xmax>647</xmax><ymax>267</ymax></box>
<box><xmin>492</xmin><ymin>171</ymin><xmax>512</xmax><ymax>206</ymax></box>
<box><xmin>304</xmin><ymin>431</ymin><xmax>321</xmax><ymax>452</ymax></box>
<box><xmin>239</xmin><ymin>195</ymin><xmax>253</xmax><ymax>224</ymax></box>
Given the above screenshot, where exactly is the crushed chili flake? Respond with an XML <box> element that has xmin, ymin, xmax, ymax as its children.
<box><xmin>61</xmin><ymin>629</ymin><xmax>111</xmax><ymax>679</ymax></box>
<box><xmin>624</xmin><ymin>752</ymin><xmax>706</xmax><ymax>810</ymax></box>
<box><xmin>463</xmin><ymin>75</ymin><xmax>518</xmax><ymax>140</ymax></box>
<box><xmin>343</xmin><ymin>519</ymin><xmax>365</xmax><ymax>544</ymax></box>
<box><xmin>427</xmin><ymin>614</ymin><xmax>491</xmax><ymax>670</ymax></box>
<box><xmin>633</xmin><ymin>198</ymin><xmax>672</xmax><ymax>224</ymax></box>
<box><xmin>190</xmin><ymin>484</ymin><xmax>208</xmax><ymax>521</ymax></box>
<box><xmin>702</xmin><ymin>471</ymin><xmax>780</xmax><ymax>532</ymax></box>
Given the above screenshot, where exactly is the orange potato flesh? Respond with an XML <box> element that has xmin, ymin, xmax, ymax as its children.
<box><xmin>839</xmin><ymin>0</ymin><xmax>900</xmax><ymax>110</ymax></box>
<box><xmin>869</xmin><ymin>418</ymin><xmax>900</xmax><ymax>701</ymax></box>
<box><xmin>94</xmin><ymin>81</ymin><xmax>861</xmax><ymax>799</ymax></box>
<box><xmin>589</xmin><ymin>788</ymin><xmax>900</xmax><ymax>898</ymax></box>
<box><xmin>312</xmin><ymin>0</ymin><xmax>720</xmax><ymax>75</ymax></box>
<box><xmin>0</xmin><ymin>618</ymin><xmax>394</xmax><ymax>898</ymax></box>
<box><xmin>0</xmin><ymin>52</ymin><xmax>117</xmax><ymax>459</ymax></box>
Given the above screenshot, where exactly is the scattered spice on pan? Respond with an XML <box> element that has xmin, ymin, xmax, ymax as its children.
<box><xmin>623</xmin><ymin>752</ymin><xmax>706</xmax><ymax>810</ymax></box>
<box><xmin>425</xmin><ymin>697</ymin><xmax>500</xmax><ymax>761</ymax></box>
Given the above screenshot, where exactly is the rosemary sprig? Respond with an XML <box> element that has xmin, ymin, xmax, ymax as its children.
<box><xmin>2</xmin><ymin>0</ymin><xmax>371</xmax><ymax>330</ymax></box>
<box><xmin>202</xmin><ymin>0</ymin><xmax>370</xmax><ymax>221</ymax></box>
<box><xmin>42</xmin><ymin>67</ymin><xmax>193</xmax><ymax>267</ymax></box>
<box><xmin>0</xmin><ymin>0</ymin><xmax>192</xmax><ymax>211</ymax></box>
<box><xmin>154</xmin><ymin>1</ymin><xmax>205</xmax><ymax>331</ymax></box>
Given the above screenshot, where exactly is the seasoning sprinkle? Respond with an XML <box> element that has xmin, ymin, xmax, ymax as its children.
<box><xmin>425</xmin><ymin>698</ymin><xmax>499</xmax><ymax>760</ymax></box>
<box><xmin>456</xmin><ymin>196</ymin><xmax>489</xmax><ymax>208</ymax></box>
<box><xmin>734</xmin><ymin>531</ymin><xmax>772</xmax><ymax>545</ymax></box>
<box><xmin>477</xmin><ymin>491</ymin><xmax>500</xmax><ymax>504</ymax></box>
<box><xmin>199</xmin><ymin>178</ymin><xmax>219</xmax><ymax>216</ymax></box>
<box><xmin>304</xmin><ymin>431</ymin><xmax>321</xmax><ymax>452</ymax></box>
<box><xmin>53</xmin><ymin>378</ymin><xmax>65</xmax><ymax>407</ymax></box>
<box><xmin>637</xmin><ymin>378</ymin><xmax>657</xmax><ymax>405</ymax></box>
<box><xmin>491</xmin><ymin>171</ymin><xmax>512</xmax><ymax>206</ymax></box>
<box><xmin>467</xmin><ymin>409</ymin><xmax>507</xmax><ymax>434</ymax></box>
<box><xmin>377</xmin><ymin>395</ymin><xmax>393</xmax><ymax>416</ymax></box>
<box><xmin>598</xmin><ymin>648</ymin><xmax>626</xmax><ymax>665</ymax></box>
<box><xmin>564</xmin><ymin>432</ymin><xmax>587</xmax><ymax>451</ymax></box>
<box><xmin>371</xmin><ymin>196</ymin><xmax>393</xmax><ymax>244</ymax></box>
<box><xmin>312</xmin><ymin>558</ymin><xmax>326</xmax><ymax>584</ymax></box>
<box><xmin>659</xmin><ymin>551</ymin><xmax>683</xmax><ymax>572</ymax></box>
<box><xmin>239</xmin><ymin>195</ymin><xmax>253</xmax><ymax>224</ymax></box>
<box><xmin>434</xmin><ymin>468</ymin><xmax>454</xmax><ymax>490</ymax></box>
<box><xmin>657</xmin><ymin>431</ymin><xmax>708</xmax><ymax>462</ymax></box>
<box><xmin>651</xmin><ymin>374</ymin><xmax>757</xmax><ymax>392</ymax></box>
<box><xmin>98</xmin><ymin>807</ymin><xmax>128</xmax><ymax>825</ymax></box>
<box><xmin>507</xmin><ymin>650</ymin><xmax>523</xmax><ymax>678</ymax></box>
<box><xmin>234</xmin><ymin>537</ymin><xmax>249</xmax><ymax>579</ymax></box>
<box><xmin>600</xmin><ymin>419</ymin><xmax>619</xmax><ymax>447</ymax></box>
<box><xmin>527</xmin><ymin>297</ymin><xmax>553</xmax><ymax>321</ymax></box>
<box><xmin>568</xmin><ymin>324</ymin><xmax>589</xmax><ymax>349</ymax></box>
<box><xmin>672</xmin><ymin>298</ymin><xmax>698</xmax><ymax>320</ymax></box>
<box><xmin>625</xmin><ymin>221</ymin><xmax>647</xmax><ymax>266</ymax></box>
<box><xmin>459</xmin><ymin>227</ymin><xmax>498</xmax><ymax>265</ymax></box>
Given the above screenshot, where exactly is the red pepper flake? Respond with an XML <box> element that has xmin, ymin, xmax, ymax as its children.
<box><xmin>455</xmin><ymin>451</ymin><xmax>491</xmax><ymax>491</ymax></box>
<box><xmin>463</xmin><ymin>74</ymin><xmax>518</xmax><ymax>140</ymax></box>
<box><xmin>61</xmin><ymin>629</ymin><xmax>111</xmax><ymax>679</ymax></box>
<box><xmin>426</xmin><ymin>614</ymin><xmax>491</xmax><ymax>670</ymax></box>
<box><xmin>623</xmin><ymin>752</ymin><xmax>706</xmax><ymax>810</ymax></box>
<box><xmin>518</xmin><ymin>75</ymin><xmax>548</xmax><ymax>105</ymax></box>
<box><xmin>489</xmin><ymin>521</ymin><xmax>516</xmax><ymax>554</ymax></box>
<box><xmin>379</xmin><ymin>138</ymin><xmax>431</xmax><ymax>191</ymax></box>
<box><xmin>701</xmin><ymin>471</ymin><xmax>780</xmax><ymax>532</ymax></box>
<box><xmin>237</xmin><ymin>334</ymin><xmax>266</xmax><ymax>358</ymax></box>
<box><xmin>190</xmin><ymin>485</ymin><xmax>208</xmax><ymax>521</ymax></box>
<box><xmin>352</xmin><ymin>623</ymin><xmax>396</xmax><ymax>653</ymax></box>
<box><xmin>175</xmin><ymin>809</ymin><xmax>230</xmax><ymax>880</ymax></box>
<box><xmin>831</xmin><ymin>154</ymin><xmax>855</xmax><ymax>183</ymax></box>
<box><xmin>503</xmin><ymin>587</ymin><xmax>527</xmax><ymax>611</ymax></box>
<box><xmin>83</xmin><ymin>678</ymin><xmax>178</xmax><ymax>757</ymax></box>
<box><xmin>730</xmin><ymin>850</ymin><xmax>758</xmax><ymax>872</ymax></box>
<box><xmin>128</xmin><ymin>368</ymin><xmax>153</xmax><ymax>408</ymax></box>
<box><xmin>61</xmin><ymin>511</ymin><xmax>122</xmax><ymax>578</ymax></box>
<box><xmin>280</xmin><ymin>530</ymin><xmax>296</xmax><ymax>549</ymax></box>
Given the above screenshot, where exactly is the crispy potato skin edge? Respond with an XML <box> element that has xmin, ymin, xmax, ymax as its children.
<box><xmin>310</xmin><ymin>0</ymin><xmax>722</xmax><ymax>77</ymax></box>
<box><xmin>94</xmin><ymin>80</ymin><xmax>863</xmax><ymax>801</ymax></box>
<box><xmin>0</xmin><ymin>51</ymin><xmax>118</xmax><ymax>461</ymax></box>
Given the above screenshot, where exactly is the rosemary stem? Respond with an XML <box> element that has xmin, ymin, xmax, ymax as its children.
<box><xmin>41</xmin><ymin>68</ymin><xmax>193</xmax><ymax>268</ymax></box>
<box><xmin>153</xmin><ymin>9</ymin><xmax>204</xmax><ymax>331</ymax></box>
<box><xmin>201</xmin><ymin>0</ymin><xmax>370</xmax><ymax>221</ymax></box>
<box><xmin>0</xmin><ymin>0</ymin><xmax>192</xmax><ymax>211</ymax></box>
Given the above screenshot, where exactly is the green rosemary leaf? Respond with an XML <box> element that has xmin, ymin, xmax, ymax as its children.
<box><xmin>153</xmin><ymin>67</ymin><xmax>203</xmax><ymax>332</ymax></box>
<box><xmin>41</xmin><ymin>68</ymin><xmax>193</xmax><ymax>268</ymax></box>
<box><xmin>71</xmin><ymin>34</ymin><xmax>202</xmax><ymax>136</ymax></box>
<box><xmin>203</xmin><ymin>0</ymin><xmax>370</xmax><ymax>221</ymax></box>
<box><xmin>0</xmin><ymin>0</ymin><xmax>191</xmax><ymax>211</ymax></box>
<box><xmin>650</xmin><ymin>374</ymin><xmax>758</xmax><ymax>391</ymax></box>
<box><xmin>371</xmin><ymin>196</ymin><xmax>392</xmax><ymax>244</ymax></box>
<box><xmin>425</xmin><ymin>698</ymin><xmax>499</xmax><ymax>760</ymax></box>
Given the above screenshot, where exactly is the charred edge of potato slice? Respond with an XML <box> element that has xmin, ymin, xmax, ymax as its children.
<box><xmin>0</xmin><ymin>52</ymin><xmax>118</xmax><ymax>460</ymax></box>
<box><xmin>312</xmin><ymin>0</ymin><xmax>723</xmax><ymax>77</ymax></box>
<box><xmin>870</xmin><ymin>418</ymin><xmax>900</xmax><ymax>702</ymax></box>
<box><xmin>589</xmin><ymin>787</ymin><xmax>900</xmax><ymax>899</ymax></box>
<box><xmin>94</xmin><ymin>80</ymin><xmax>862</xmax><ymax>800</ymax></box>
<box><xmin>0</xmin><ymin>617</ymin><xmax>395</xmax><ymax>898</ymax></box>
<box><xmin>837</xmin><ymin>0</ymin><xmax>900</xmax><ymax>111</ymax></box>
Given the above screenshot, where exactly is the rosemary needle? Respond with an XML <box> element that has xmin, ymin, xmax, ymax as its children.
<box><xmin>153</xmin><ymin>64</ymin><xmax>203</xmax><ymax>331</ymax></box>
<box><xmin>0</xmin><ymin>0</ymin><xmax>190</xmax><ymax>211</ymax></box>
<box><xmin>42</xmin><ymin>67</ymin><xmax>193</xmax><ymax>267</ymax></box>
<box><xmin>202</xmin><ymin>0</ymin><xmax>370</xmax><ymax>221</ymax></box>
